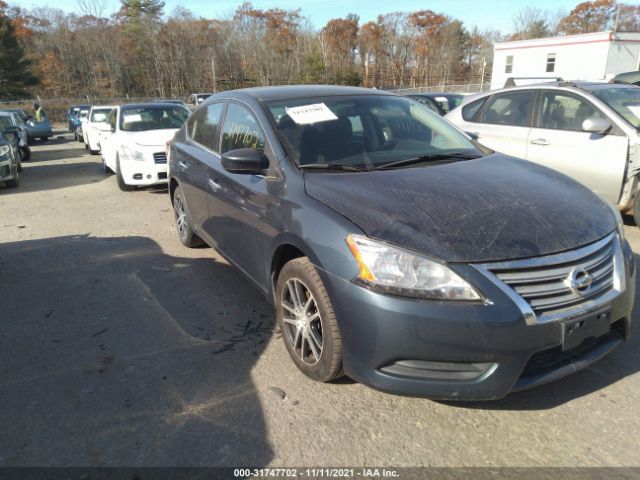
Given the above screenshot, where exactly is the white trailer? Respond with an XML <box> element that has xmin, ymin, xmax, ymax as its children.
<box><xmin>491</xmin><ymin>31</ymin><xmax>640</xmax><ymax>90</ymax></box>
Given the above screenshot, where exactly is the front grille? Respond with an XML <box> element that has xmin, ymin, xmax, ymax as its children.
<box><xmin>483</xmin><ymin>234</ymin><xmax>617</xmax><ymax>318</ymax></box>
<box><xmin>153</xmin><ymin>152</ymin><xmax>167</xmax><ymax>164</ymax></box>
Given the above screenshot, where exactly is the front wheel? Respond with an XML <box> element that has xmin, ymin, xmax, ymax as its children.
<box><xmin>633</xmin><ymin>194</ymin><xmax>640</xmax><ymax>228</ymax></box>
<box><xmin>5</xmin><ymin>172</ymin><xmax>19</xmax><ymax>188</ymax></box>
<box><xmin>173</xmin><ymin>184</ymin><xmax>204</xmax><ymax>248</ymax></box>
<box><xmin>19</xmin><ymin>146</ymin><xmax>30</xmax><ymax>162</ymax></box>
<box><xmin>276</xmin><ymin>258</ymin><xmax>343</xmax><ymax>382</ymax></box>
<box><xmin>115</xmin><ymin>157</ymin><xmax>134</xmax><ymax>191</ymax></box>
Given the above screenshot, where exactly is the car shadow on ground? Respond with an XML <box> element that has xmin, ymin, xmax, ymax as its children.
<box><xmin>444</xmin><ymin>253</ymin><xmax>640</xmax><ymax>411</ymax></box>
<box><xmin>0</xmin><ymin>234</ymin><xmax>274</xmax><ymax>466</ymax></box>
<box><xmin>0</xmin><ymin>161</ymin><xmax>109</xmax><ymax>195</ymax></box>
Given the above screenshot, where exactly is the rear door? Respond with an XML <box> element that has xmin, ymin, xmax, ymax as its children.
<box><xmin>527</xmin><ymin>90</ymin><xmax>628</xmax><ymax>204</ymax></box>
<box><xmin>470</xmin><ymin>90</ymin><xmax>536</xmax><ymax>159</ymax></box>
<box><xmin>175</xmin><ymin>101</ymin><xmax>226</xmax><ymax>241</ymax></box>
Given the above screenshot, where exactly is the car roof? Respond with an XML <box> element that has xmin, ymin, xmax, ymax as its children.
<box><xmin>408</xmin><ymin>92</ymin><xmax>464</xmax><ymax>98</ymax></box>
<box><xmin>214</xmin><ymin>85</ymin><xmax>395</xmax><ymax>102</ymax></box>
<box><xmin>120</xmin><ymin>102</ymin><xmax>188</xmax><ymax>109</ymax></box>
<box><xmin>472</xmin><ymin>81</ymin><xmax>634</xmax><ymax>99</ymax></box>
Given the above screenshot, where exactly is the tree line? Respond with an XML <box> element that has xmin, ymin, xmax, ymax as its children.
<box><xmin>0</xmin><ymin>0</ymin><xmax>639</xmax><ymax>100</ymax></box>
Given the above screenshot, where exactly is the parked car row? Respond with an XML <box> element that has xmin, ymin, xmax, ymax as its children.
<box><xmin>0</xmin><ymin>107</ymin><xmax>44</xmax><ymax>188</ymax></box>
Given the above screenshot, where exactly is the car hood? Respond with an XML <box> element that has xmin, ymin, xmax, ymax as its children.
<box><xmin>304</xmin><ymin>154</ymin><xmax>616</xmax><ymax>263</ymax></box>
<box><xmin>123</xmin><ymin>129</ymin><xmax>178</xmax><ymax>147</ymax></box>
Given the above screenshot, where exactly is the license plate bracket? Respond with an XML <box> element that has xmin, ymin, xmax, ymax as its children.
<box><xmin>561</xmin><ymin>310</ymin><xmax>611</xmax><ymax>351</ymax></box>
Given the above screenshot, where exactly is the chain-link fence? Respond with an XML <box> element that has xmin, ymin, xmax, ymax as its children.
<box><xmin>384</xmin><ymin>82</ymin><xmax>491</xmax><ymax>95</ymax></box>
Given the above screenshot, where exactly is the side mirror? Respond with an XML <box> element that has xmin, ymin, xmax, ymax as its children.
<box><xmin>465</xmin><ymin>131</ymin><xmax>479</xmax><ymax>141</ymax></box>
<box><xmin>4</xmin><ymin>126</ymin><xmax>20</xmax><ymax>135</ymax></box>
<box><xmin>221</xmin><ymin>148</ymin><xmax>269</xmax><ymax>174</ymax></box>
<box><xmin>582</xmin><ymin>117</ymin><xmax>611</xmax><ymax>134</ymax></box>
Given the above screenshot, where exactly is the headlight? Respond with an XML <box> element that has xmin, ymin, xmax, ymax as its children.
<box><xmin>346</xmin><ymin>235</ymin><xmax>482</xmax><ymax>301</ymax></box>
<box><xmin>120</xmin><ymin>145</ymin><xmax>145</xmax><ymax>162</ymax></box>
<box><xmin>0</xmin><ymin>145</ymin><xmax>10</xmax><ymax>157</ymax></box>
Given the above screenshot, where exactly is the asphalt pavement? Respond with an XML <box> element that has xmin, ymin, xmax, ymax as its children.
<box><xmin>1</xmin><ymin>131</ymin><xmax>639</xmax><ymax>468</ymax></box>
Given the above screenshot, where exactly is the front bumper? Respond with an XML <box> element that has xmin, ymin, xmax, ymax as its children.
<box><xmin>318</xmin><ymin>238</ymin><xmax>635</xmax><ymax>400</ymax></box>
<box><xmin>119</xmin><ymin>149</ymin><xmax>168</xmax><ymax>186</ymax></box>
<box><xmin>0</xmin><ymin>158</ymin><xmax>17</xmax><ymax>181</ymax></box>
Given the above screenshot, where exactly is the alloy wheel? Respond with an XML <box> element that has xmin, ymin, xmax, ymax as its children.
<box><xmin>281</xmin><ymin>278</ymin><xmax>323</xmax><ymax>366</ymax></box>
<box><xmin>174</xmin><ymin>194</ymin><xmax>188</xmax><ymax>240</ymax></box>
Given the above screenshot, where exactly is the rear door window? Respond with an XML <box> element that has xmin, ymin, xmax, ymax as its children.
<box><xmin>461</xmin><ymin>98</ymin><xmax>488</xmax><ymax>121</ymax></box>
<box><xmin>479</xmin><ymin>91</ymin><xmax>535</xmax><ymax>127</ymax></box>
<box><xmin>191</xmin><ymin>102</ymin><xmax>225</xmax><ymax>152</ymax></box>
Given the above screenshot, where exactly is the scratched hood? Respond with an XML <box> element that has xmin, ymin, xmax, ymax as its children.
<box><xmin>304</xmin><ymin>154</ymin><xmax>616</xmax><ymax>263</ymax></box>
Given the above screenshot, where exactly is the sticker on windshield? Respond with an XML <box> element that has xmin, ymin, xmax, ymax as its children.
<box><xmin>627</xmin><ymin>106</ymin><xmax>640</xmax><ymax>119</ymax></box>
<box><xmin>123</xmin><ymin>114</ymin><xmax>142</xmax><ymax>122</ymax></box>
<box><xmin>285</xmin><ymin>103</ymin><xmax>338</xmax><ymax>125</ymax></box>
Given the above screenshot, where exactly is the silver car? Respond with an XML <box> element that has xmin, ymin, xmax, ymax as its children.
<box><xmin>446</xmin><ymin>82</ymin><xmax>640</xmax><ymax>224</ymax></box>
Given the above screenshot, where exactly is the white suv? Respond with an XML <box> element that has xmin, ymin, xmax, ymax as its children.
<box><xmin>99</xmin><ymin>103</ymin><xmax>189</xmax><ymax>191</ymax></box>
<box><xmin>446</xmin><ymin>82</ymin><xmax>640</xmax><ymax>222</ymax></box>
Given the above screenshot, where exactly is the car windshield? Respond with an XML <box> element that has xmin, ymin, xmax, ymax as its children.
<box><xmin>119</xmin><ymin>105</ymin><xmax>189</xmax><ymax>132</ymax></box>
<box><xmin>590</xmin><ymin>87</ymin><xmax>640</xmax><ymax>129</ymax></box>
<box><xmin>266</xmin><ymin>94</ymin><xmax>480</xmax><ymax>170</ymax></box>
<box><xmin>90</xmin><ymin>108</ymin><xmax>111</xmax><ymax>123</ymax></box>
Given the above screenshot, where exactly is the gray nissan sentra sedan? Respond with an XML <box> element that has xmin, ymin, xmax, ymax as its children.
<box><xmin>167</xmin><ymin>85</ymin><xmax>635</xmax><ymax>400</ymax></box>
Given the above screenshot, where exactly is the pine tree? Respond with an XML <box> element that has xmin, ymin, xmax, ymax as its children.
<box><xmin>0</xmin><ymin>12</ymin><xmax>38</xmax><ymax>99</ymax></box>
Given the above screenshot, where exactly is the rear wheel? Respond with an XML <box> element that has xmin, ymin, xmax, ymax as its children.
<box><xmin>173</xmin><ymin>184</ymin><xmax>204</xmax><ymax>247</ymax></box>
<box><xmin>276</xmin><ymin>258</ymin><xmax>343</xmax><ymax>382</ymax></box>
<box><xmin>115</xmin><ymin>157</ymin><xmax>134</xmax><ymax>192</ymax></box>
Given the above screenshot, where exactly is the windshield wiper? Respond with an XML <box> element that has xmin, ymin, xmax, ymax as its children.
<box><xmin>378</xmin><ymin>152</ymin><xmax>481</xmax><ymax>170</ymax></box>
<box><xmin>299</xmin><ymin>163</ymin><xmax>367</xmax><ymax>172</ymax></box>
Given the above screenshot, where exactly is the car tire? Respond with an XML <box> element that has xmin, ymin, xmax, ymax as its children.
<box><xmin>19</xmin><ymin>146</ymin><xmax>30</xmax><ymax>162</ymax></box>
<box><xmin>41</xmin><ymin>137</ymin><xmax>49</xmax><ymax>142</ymax></box>
<box><xmin>102</xmin><ymin>156</ymin><xmax>112</xmax><ymax>174</ymax></box>
<box><xmin>633</xmin><ymin>193</ymin><xmax>640</xmax><ymax>228</ymax></box>
<box><xmin>90</xmin><ymin>149</ymin><xmax>99</xmax><ymax>155</ymax></box>
<box><xmin>276</xmin><ymin>257</ymin><xmax>344</xmax><ymax>382</ymax></box>
<box><xmin>5</xmin><ymin>173</ymin><xmax>19</xmax><ymax>188</ymax></box>
<box><xmin>115</xmin><ymin>157</ymin><xmax>134</xmax><ymax>192</ymax></box>
<box><xmin>173</xmin><ymin>184</ymin><xmax>205</xmax><ymax>248</ymax></box>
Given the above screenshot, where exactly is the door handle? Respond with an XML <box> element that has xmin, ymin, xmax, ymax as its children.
<box><xmin>208</xmin><ymin>178</ymin><xmax>221</xmax><ymax>191</ymax></box>
<box><xmin>530</xmin><ymin>138</ymin><xmax>549</xmax><ymax>146</ymax></box>
<box><xmin>178</xmin><ymin>160</ymin><xmax>188</xmax><ymax>169</ymax></box>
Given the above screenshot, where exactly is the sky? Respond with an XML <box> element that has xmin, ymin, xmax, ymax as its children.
<box><xmin>13</xmin><ymin>0</ymin><xmax>635</xmax><ymax>33</ymax></box>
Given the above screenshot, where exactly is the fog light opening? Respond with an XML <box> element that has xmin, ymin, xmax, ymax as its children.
<box><xmin>380</xmin><ymin>360</ymin><xmax>497</xmax><ymax>382</ymax></box>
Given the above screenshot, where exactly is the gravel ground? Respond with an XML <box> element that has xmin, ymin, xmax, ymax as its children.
<box><xmin>0</xmin><ymin>131</ymin><xmax>639</xmax><ymax>468</ymax></box>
